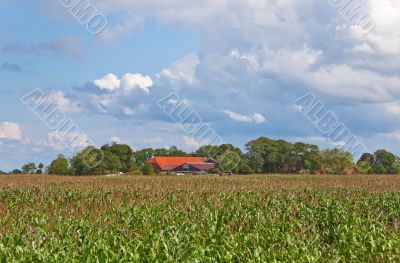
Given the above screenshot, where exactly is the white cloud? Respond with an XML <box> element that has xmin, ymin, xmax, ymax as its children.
<box><xmin>49</xmin><ymin>91</ymin><xmax>82</xmax><ymax>114</ymax></box>
<box><xmin>158</xmin><ymin>54</ymin><xmax>200</xmax><ymax>86</ymax></box>
<box><xmin>0</xmin><ymin>122</ymin><xmax>22</xmax><ymax>141</ymax></box>
<box><xmin>122</xmin><ymin>107</ymin><xmax>135</xmax><ymax>116</ymax></box>
<box><xmin>121</xmin><ymin>73</ymin><xmax>154</xmax><ymax>94</ymax></box>
<box><xmin>99</xmin><ymin>17</ymin><xmax>143</xmax><ymax>42</ymax></box>
<box><xmin>358</xmin><ymin>0</ymin><xmax>400</xmax><ymax>55</ymax></box>
<box><xmin>47</xmin><ymin>131</ymin><xmax>89</xmax><ymax>151</ymax></box>
<box><xmin>251</xmin><ymin>113</ymin><xmax>267</xmax><ymax>124</ymax></box>
<box><xmin>183</xmin><ymin>136</ymin><xmax>202</xmax><ymax>148</ymax></box>
<box><xmin>111</xmin><ymin>136</ymin><xmax>121</xmax><ymax>143</ymax></box>
<box><xmin>90</xmin><ymin>73</ymin><xmax>154</xmax><ymax>114</ymax></box>
<box><xmin>223</xmin><ymin>110</ymin><xmax>266</xmax><ymax>124</ymax></box>
<box><xmin>94</xmin><ymin>73</ymin><xmax>121</xmax><ymax>91</ymax></box>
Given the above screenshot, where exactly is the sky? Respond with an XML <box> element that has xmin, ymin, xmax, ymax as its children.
<box><xmin>0</xmin><ymin>0</ymin><xmax>399</xmax><ymax>171</ymax></box>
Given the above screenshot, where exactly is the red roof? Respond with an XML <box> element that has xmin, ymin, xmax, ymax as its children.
<box><xmin>147</xmin><ymin>156</ymin><xmax>208</xmax><ymax>171</ymax></box>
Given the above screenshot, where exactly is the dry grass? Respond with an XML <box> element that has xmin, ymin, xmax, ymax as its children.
<box><xmin>1</xmin><ymin>174</ymin><xmax>400</xmax><ymax>193</ymax></box>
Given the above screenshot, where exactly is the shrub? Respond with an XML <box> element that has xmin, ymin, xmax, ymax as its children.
<box><xmin>141</xmin><ymin>164</ymin><xmax>154</xmax><ymax>175</ymax></box>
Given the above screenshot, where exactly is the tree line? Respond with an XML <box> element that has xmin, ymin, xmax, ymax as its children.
<box><xmin>4</xmin><ymin>136</ymin><xmax>400</xmax><ymax>175</ymax></box>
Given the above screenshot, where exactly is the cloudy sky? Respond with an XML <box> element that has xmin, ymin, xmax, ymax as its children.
<box><xmin>0</xmin><ymin>0</ymin><xmax>399</xmax><ymax>171</ymax></box>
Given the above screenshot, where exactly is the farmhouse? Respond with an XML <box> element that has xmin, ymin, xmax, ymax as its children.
<box><xmin>147</xmin><ymin>156</ymin><xmax>216</xmax><ymax>173</ymax></box>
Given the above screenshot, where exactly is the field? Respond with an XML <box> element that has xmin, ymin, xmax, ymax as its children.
<box><xmin>0</xmin><ymin>174</ymin><xmax>400</xmax><ymax>262</ymax></box>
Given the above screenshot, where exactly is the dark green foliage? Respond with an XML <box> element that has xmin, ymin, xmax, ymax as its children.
<box><xmin>320</xmin><ymin>149</ymin><xmax>353</xmax><ymax>174</ymax></box>
<box><xmin>245</xmin><ymin>137</ymin><xmax>324</xmax><ymax>174</ymax></box>
<box><xmin>48</xmin><ymin>155</ymin><xmax>70</xmax><ymax>175</ymax></box>
<box><xmin>36</xmin><ymin>163</ymin><xmax>44</xmax><ymax>174</ymax></box>
<box><xmin>375</xmin><ymin>150</ymin><xmax>398</xmax><ymax>174</ymax></box>
<box><xmin>24</xmin><ymin>137</ymin><xmax>400</xmax><ymax>176</ymax></box>
<box><xmin>140</xmin><ymin>164</ymin><xmax>154</xmax><ymax>175</ymax></box>
<box><xmin>101</xmin><ymin>143</ymin><xmax>133</xmax><ymax>173</ymax></box>
<box><xmin>70</xmin><ymin>147</ymin><xmax>104</xmax><ymax>175</ymax></box>
<box><xmin>21</xmin><ymin>162</ymin><xmax>36</xmax><ymax>174</ymax></box>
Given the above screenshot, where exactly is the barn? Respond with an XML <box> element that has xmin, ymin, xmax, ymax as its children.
<box><xmin>147</xmin><ymin>156</ymin><xmax>216</xmax><ymax>174</ymax></box>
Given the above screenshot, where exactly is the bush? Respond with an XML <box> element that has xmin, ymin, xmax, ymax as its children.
<box><xmin>140</xmin><ymin>164</ymin><xmax>154</xmax><ymax>175</ymax></box>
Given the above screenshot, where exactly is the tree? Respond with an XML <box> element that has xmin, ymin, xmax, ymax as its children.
<box><xmin>359</xmin><ymin>153</ymin><xmax>375</xmax><ymax>165</ymax></box>
<box><xmin>141</xmin><ymin>164</ymin><xmax>154</xmax><ymax>175</ymax></box>
<box><xmin>320</xmin><ymin>149</ymin><xmax>353</xmax><ymax>175</ymax></box>
<box><xmin>36</xmin><ymin>163</ymin><xmax>44</xmax><ymax>174</ymax></box>
<box><xmin>357</xmin><ymin>153</ymin><xmax>375</xmax><ymax>174</ymax></box>
<box><xmin>101</xmin><ymin>143</ymin><xmax>133</xmax><ymax>173</ymax></box>
<box><xmin>22</xmin><ymin>162</ymin><xmax>37</xmax><ymax>174</ymax></box>
<box><xmin>133</xmin><ymin>148</ymin><xmax>155</xmax><ymax>169</ymax></box>
<box><xmin>374</xmin><ymin>150</ymin><xmax>397</xmax><ymax>174</ymax></box>
<box><xmin>391</xmin><ymin>163</ymin><xmax>400</xmax><ymax>174</ymax></box>
<box><xmin>11</xmin><ymin>169</ymin><xmax>22</xmax><ymax>174</ymax></box>
<box><xmin>0</xmin><ymin>170</ymin><xmax>6</xmax><ymax>174</ymax></box>
<box><xmin>290</xmin><ymin>142</ymin><xmax>321</xmax><ymax>173</ymax></box>
<box><xmin>245</xmin><ymin>137</ymin><xmax>269</xmax><ymax>173</ymax></box>
<box><xmin>70</xmin><ymin>146</ymin><xmax>104</xmax><ymax>175</ymax></box>
<box><xmin>196</xmin><ymin>144</ymin><xmax>243</xmax><ymax>174</ymax></box>
<box><xmin>95</xmin><ymin>151</ymin><xmax>122</xmax><ymax>175</ymax></box>
<box><xmin>48</xmin><ymin>155</ymin><xmax>69</xmax><ymax>175</ymax></box>
<box><xmin>357</xmin><ymin>161</ymin><xmax>373</xmax><ymax>174</ymax></box>
<box><xmin>167</xmin><ymin>146</ymin><xmax>188</xmax><ymax>157</ymax></box>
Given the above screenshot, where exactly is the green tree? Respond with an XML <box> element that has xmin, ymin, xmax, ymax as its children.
<box><xmin>22</xmin><ymin>162</ymin><xmax>37</xmax><ymax>174</ymax></box>
<box><xmin>48</xmin><ymin>155</ymin><xmax>69</xmax><ymax>175</ymax></box>
<box><xmin>95</xmin><ymin>151</ymin><xmax>122</xmax><ymax>175</ymax></box>
<box><xmin>357</xmin><ymin>153</ymin><xmax>375</xmax><ymax>174</ymax></box>
<box><xmin>391</xmin><ymin>163</ymin><xmax>400</xmax><ymax>174</ymax></box>
<box><xmin>101</xmin><ymin>143</ymin><xmax>133</xmax><ymax>173</ymax></box>
<box><xmin>167</xmin><ymin>146</ymin><xmax>188</xmax><ymax>157</ymax></box>
<box><xmin>141</xmin><ymin>164</ymin><xmax>154</xmax><ymax>175</ymax></box>
<box><xmin>70</xmin><ymin>146</ymin><xmax>104</xmax><ymax>175</ymax></box>
<box><xmin>36</xmin><ymin>163</ymin><xmax>44</xmax><ymax>174</ymax></box>
<box><xmin>359</xmin><ymin>153</ymin><xmax>375</xmax><ymax>165</ymax></box>
<box><xmin>320</xmin><ymin>149</ymin><xmax>353</xmax><ymax>175</ymax></box>
<box><xmin>133</xmin><ymin>148</ymin><xmax>156</xmax><ymax>169</ymax></box>
<box><xmin>245</xmin><ymin>137</ymin><xmax>269</xmax><ymax>173</ymax></box>
<box><xmin>356</xmin><ymin>161</ymin><xmax>373</xmax><ymax>174</ymax></box>
<box><xmin>373</xmin><ymin>164</ymin><xmax>387</xmax><ymax>174</ymax></box>
<box><xmin>374</xmin><ymin>150</ymin><xmax>397</xmax><ymax>174</ymax></box>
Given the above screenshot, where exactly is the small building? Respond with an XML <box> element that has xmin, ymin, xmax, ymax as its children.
<box><xmin>147</xmin><ymin>156</ymin><xmax>216</xmax><ymax>174</ymax></box>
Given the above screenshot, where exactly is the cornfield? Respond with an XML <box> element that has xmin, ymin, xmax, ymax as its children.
<box><xmin>0</xmin><ymin>174</ymin><xmax>399</xmax><ymax>262</ymax></box>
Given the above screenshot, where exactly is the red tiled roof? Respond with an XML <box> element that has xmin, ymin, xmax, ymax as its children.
<box><xmin>147</xmin><ymin>156</ymin><xmax>208</xmax><ymax>171</ymax></box>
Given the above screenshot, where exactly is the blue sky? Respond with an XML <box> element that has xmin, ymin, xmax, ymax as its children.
<box><xmin>0</xmin><ymin>0</ymin><xmax>399</xmax><ymax>171</ymax></box>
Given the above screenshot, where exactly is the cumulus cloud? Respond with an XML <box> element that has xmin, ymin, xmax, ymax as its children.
<box><xmin>93</xmin><ymin>73</ymin><xmax>154</xmax><ymax>94</ymax></box>
<box><xmin>94</xmin><ymin>73</ymin><xmax>121</xmax><ymax>91</ymax></box>
<box><xmin>33</xmin><ymin>0</ymin><xmax>400</xmax><ymax>157</ymax></box>
<box><xmin>351</xmin><ymin>0</ymin><xmax>400</xmax><ymax>55</ymax></box>
<box><xmin>49</xmin><ymin>91</ymin><xmax>82</xmax><ymax>114</ymax></box>
<box><xmin>223</xmin><ymin>110</ymin><xmax>266</xmax><ymax>124</ymax></box>
<box><xmin>0</xmin><ymin>122</ymin><xmax>22</xmax><ymax>141</ymax></box>
<box><xmin>121</xmin><ymin>73</ymin><xmax>154</xmax><ymax>94</ymax></box>
<box><xmin>158</xmin><ymin>54</ymin><xmax>200</xmax><ymax>87</ymax></box>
